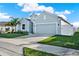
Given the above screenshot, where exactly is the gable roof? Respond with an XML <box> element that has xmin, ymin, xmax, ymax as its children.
<box><xmin>29</xmin><ymin>11</ymin><xmax>73</xmax><ymax>26</ymax></box>
<box><xmin>0</xmin><ymin>22</ymin><xmax>16</xmax><ymax>26</ymax></box>
<box><xmin>16</xmin><ymin>18</ymin><xmax>24</xmax><ymax>24</ymax></box>
<box><xmin>16</xmin><ymin>18</ymin><xmax>32</xmax><ymax>24</ymax></box>
<box><xmin>30</xmin><ymin>11</ymin><xmax>57</xmax><ymax>18</ymax></box>
<box><xmin>15</xmin><ymin>11</ymin><xmax>72</xmax><ymax>27</ymax></box>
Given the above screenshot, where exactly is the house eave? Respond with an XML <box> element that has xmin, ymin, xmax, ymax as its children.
<box><xmin>58</xmin><ymin>16</ymin><xmax>73</xmax><ymax>26</ymax></box>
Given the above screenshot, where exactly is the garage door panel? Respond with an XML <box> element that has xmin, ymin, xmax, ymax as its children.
<box><xmin>35</xmin><ymin>24</ymin><xmax>56</xmax><ymax>35</ymax></box>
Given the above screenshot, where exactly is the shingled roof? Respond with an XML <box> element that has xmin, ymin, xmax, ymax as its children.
<box><xmin>0</xmin><ymin>22</ymin><xmax>8</xmax><ymax>26</ymax></box>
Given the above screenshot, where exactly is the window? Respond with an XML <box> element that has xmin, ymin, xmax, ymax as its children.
<box><xmin>22</xmin><ymin>24</ymin><xmax>25</xmax><ymax>30</ymax></box>
<box><xmin>58</xmin><ymin>24</ymin><xmax>59</xmax><ymax>26</ymax></box>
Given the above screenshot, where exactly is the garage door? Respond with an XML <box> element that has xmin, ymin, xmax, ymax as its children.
<box><xmin>35</xmin><ymin>23</ymin><xmax>56</xmax><ymax>35</ymax></box>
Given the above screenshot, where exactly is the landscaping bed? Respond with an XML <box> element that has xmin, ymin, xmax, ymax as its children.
<box><xmin>38</xmin><ymin>32</ymin><xmax>79</xmax><ymax>50</ymax></box>
<box><xmin>0</xmin><ymin>31</ymin><xmax>28</xmax><ymax>38</ymax></box>
<box><xmin>23</xmin><ymin>47</ymin><xmax>56</xmax><ymax>56</ymax></box>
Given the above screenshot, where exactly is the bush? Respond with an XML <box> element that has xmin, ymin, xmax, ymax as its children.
<box><xmin>15</xmin><ymin>31</ymin><xmax>28</xmax><ymax>35</ymax></box>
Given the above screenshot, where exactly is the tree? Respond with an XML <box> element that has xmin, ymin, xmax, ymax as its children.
<box><xmin>10</xmin><ymin>17</ymin><xmax>19</xmax><ymax>26</ymax></box>
<box><xmin>9</xmin><ymin>17</ymin><xmax>19</xmax><ymax>32</ymax></box>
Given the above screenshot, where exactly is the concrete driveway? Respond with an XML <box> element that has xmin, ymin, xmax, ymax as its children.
<box><xmin>0</xmin><ymin>34</ymin><xmax>48</xmax><ymax>56</ymax></box>
<box><xmin>0</xmin><ymin>34</ymin><xmax>48</xmax><ymax>45</ymax></box>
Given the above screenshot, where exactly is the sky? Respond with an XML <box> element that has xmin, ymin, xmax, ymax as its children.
<box><xmin>0</xmin><ymin>3</ymin><xmax>79</xmax><ymax>27</ymax></box>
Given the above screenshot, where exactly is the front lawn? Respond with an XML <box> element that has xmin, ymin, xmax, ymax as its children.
<box><xmin>38</xmin><ymin>32</ymin><xmax>79</xmax><ymax>50</ymax></box>
<box><xmin>23</xmin><ymin>47</ymin><xmax>56</xmax><ymax>56</ymax></box>
<box><xmin>0</xmin><ymin>32</ymin><xmax>28</xmax><ymax>38</ymax></box>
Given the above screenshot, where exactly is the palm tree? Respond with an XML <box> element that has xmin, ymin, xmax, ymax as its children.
<box><xmin>9</xmin><ymin>17</ymin><xmax>19</xmax><ymax>32</ymax></box>
<box><xmin>10</xmin><ymin>17</ymin><xmax>19</xmax><ymax>25</ymax></box>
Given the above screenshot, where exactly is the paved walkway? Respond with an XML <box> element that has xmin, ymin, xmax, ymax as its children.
<box><xmin>21</xmin><ymin>43</ymin><xmax>79</xmax><ymax>56</ymax></box>
<box><xmin>0</xmin><ymin>48</ymin><xmax>22</xmax><ymax>56</ymax></box>
<box><xmin>0</xmin><ymin>42</ymin><xmax>23</xmax><ymax>56</ymax></box>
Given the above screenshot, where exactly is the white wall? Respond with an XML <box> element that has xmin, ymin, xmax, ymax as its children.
<box><xmin>16</xmin><ymin>24</ymin><xmax>21</xmax><ymax>31</ymax></box>
<box><xmin>30</xmin><ymin>12</ymin><xmax>60</xmax><ymax>35</ymax></box>
<box><xmin>60</xmin><ymin>19</ymin><xmax>74</xmax><ymax>36</ymax></box>
<box><xmin>61</xmin><ymin>25</ymin><xmax>74</xmax><ymax>36</ymax></box>
<box><xmin>16</xmin><ymin>19</ymin><xmax>30</xmax><ymax>32</ymax></box>
<box><xmin>0</xmin><ymin>26</ymin><xmax>5</xmax><ymax>33</ymax></box>
<box><xmin>30</xmin><ymin>12</ymin><xmax>58</xmax><ymax>24</ymax></box>
<box><xmin>57</xmin><ymin>18</ymin><xmax>61</xmax><ymax>35</ymax></box>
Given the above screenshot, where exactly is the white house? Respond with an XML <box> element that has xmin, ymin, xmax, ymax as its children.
<box><xmin>0</xmin><ymin>22</ymin><xmax>15</xmax><ymax>33</ymax></box>
<box><xmin>16</xmin><ymin>11</ymin><xmax>74</xmax><ymax>36</ymax></box>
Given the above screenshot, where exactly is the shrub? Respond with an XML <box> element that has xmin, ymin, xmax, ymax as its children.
<box><xmin>15</xmin><ymin>31</ymin><xmax>28</xmax><ymax>35</ymax></box>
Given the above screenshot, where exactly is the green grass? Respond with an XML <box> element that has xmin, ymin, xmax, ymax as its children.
<box><xmin>23</xmin><ymin>47</ymin><xmax>56</xmax><ymax>56</ymax></box>
<box><xmin>0</xmin><ymin>33</ymin><xmax>27</xmax><ymax>38</ymax></box>
<box><xmin>77</xmin><ymin>29</ymin><xmax>79</xmax><ymax>32</ymax></box>
<box><xmin>38</xmin><ymin>32</ymin><xmax>79</xmax><ymax>50</ymax></box>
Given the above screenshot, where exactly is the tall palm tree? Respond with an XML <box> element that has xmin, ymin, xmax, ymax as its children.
<box><xmin>10</xmin><ymin>17</ymin><xmax>19</xmax><ymax>25</ymax></box>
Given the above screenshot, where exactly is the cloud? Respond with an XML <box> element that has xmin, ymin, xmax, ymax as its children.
<box><xmin>17</xmin><ymin>3</ymin><xmax>24</xmax><ymax>7</ymax></box>
<box><xmin>72</xmin><ymin>22</ymin><xmax>79</xmax><ymax>28</ymax></box>
<box><xmin>55</xmin><ymin>10</ymin><xmax>72</xmax><ymax>20</ymax></box>
<box><xmin>55</xmin><ymin>10</ymin><xmax>71</xmax><ymax>15</ymax></box>
<box><xmin>17</xmin><ymin>3</ymin><xmax>73</xmax><ymax>20</ymax></box>
<box><xmin>58</xmin><ymin>15</ymin><xmax>67</xmax><ymax>20</ymax></box>
<box><xmin>64</xmin><ymin>10</ymin><xmax>71</xmax><ymax>14</ymax></box>
<box><xmin>0</xmin><ymin>13</ymin><xmax>11</xmax><ymax>19</ymax></box>
<box><xmin>17</xmin><ymin>3</ymin><xmax>54</xmax><ymax>13</ymax></box>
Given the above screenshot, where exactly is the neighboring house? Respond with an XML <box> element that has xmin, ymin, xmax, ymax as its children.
<box><xmin>16</xmin><ymin>11</ymin><xmax>74</xmax><ymax>36</ymax></box>
<box><xmin>0</xmin><ymin>22</ymin><xmax>15</xmax><ymax>33</ymax></box>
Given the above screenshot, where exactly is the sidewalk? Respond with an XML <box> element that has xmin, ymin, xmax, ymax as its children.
<box><xmin>0</xmin><ymin>42</ymin><xmax>23</xmax><ymax>56</ymax></box>
<box><xmin>21</xmin><ymin>43</ymin><xmax>79</xmax><ymax>56</ymax></box>
<box><xmin>0</xmin><ymin>40</ymin><xmax>79</xmax><ymax>56</ymax></box>
<box><xmin>0</xmin><ymin>48</ymin><xmax>22</xmax><ymax>56</ymax></box>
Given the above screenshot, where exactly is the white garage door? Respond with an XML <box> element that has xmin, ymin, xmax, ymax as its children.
<box><xmin>35</xmin><ymin>23</ymin><xmax>56</xmax><ymax>35</ymax></box>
